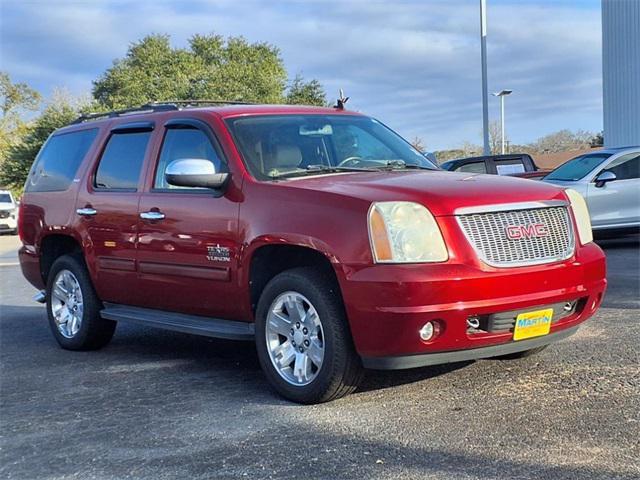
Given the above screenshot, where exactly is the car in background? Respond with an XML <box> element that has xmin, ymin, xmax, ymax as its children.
<box><xmin>543</xmin><ymin>147</ymin><xmax>640</xmax><ymax>234</ymax></box>
<box><xmin>440</xmin><ymin>154</ymin><xmax>549</xmax><ymax>179</ymax></box>
<box><xmin>0</xmin><ymin>190</ymin><xmax>18</xmax><ymax>234</ymax></box>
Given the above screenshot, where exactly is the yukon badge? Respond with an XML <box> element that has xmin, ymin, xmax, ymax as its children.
<box><xmin>207</xmin><ymin>244</ymin><xmax>231</xmax><ymax>262</ymax></box>
<box><xmin>505</xmin><ymin>223</ymin><xmax>550</xmax><ymax>240</ymax></box>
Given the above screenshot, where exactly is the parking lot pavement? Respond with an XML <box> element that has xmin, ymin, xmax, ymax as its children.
<box><xmin>1</xmin><ymin>236</ymin><xmax>638</xmax><ymax>480</ymax></box>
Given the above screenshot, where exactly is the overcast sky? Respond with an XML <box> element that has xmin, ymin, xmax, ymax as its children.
<box><xmin>1</xmin><ymin>0</ymin><xmax>602</xmax><ymax>150</ymax></box>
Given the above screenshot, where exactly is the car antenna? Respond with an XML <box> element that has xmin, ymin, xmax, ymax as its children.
<box><xmin>334</xmin><ymin>89</ymin><xmax>349</xmax><ymax>110</ymax></box>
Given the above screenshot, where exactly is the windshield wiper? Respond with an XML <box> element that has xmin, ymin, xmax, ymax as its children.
<box><xmin>270</xmin><ymin>164</ymin><xmax>375</xmax><ymax>179</ymax></box>
<box><xmin>376</xmin><ymin>160</ymin><xmax>434</xmax><ymax>171</ymax></box>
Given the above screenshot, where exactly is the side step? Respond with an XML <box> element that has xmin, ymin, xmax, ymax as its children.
<box><xmin>101</xmin><ymin>303</ymin><xmax>254</xmax><ymax>341</ymax></box>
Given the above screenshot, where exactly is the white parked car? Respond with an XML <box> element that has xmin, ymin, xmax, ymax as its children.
<box><xmin>0</xmin><ymin>190</ymin><xmax>18</xmax><ymax>235</ymax></box>
<box><xmin>543</xmin><ymin>147</ymin><xmax>639</xmax><ymax>234</ymax></box>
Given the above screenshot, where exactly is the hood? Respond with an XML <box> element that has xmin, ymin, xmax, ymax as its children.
<box><xmin>282</xmin><ymin>170</ymin><xmax>568</xmax><ymax>216</ymax></box>
<box><xmin>0</xmin><ymin>203</ymin><xmax>16</xmax><ymax>211</ymax></box>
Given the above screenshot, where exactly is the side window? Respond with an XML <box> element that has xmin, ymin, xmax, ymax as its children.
<box><xmin>494</xmin><ymin>160</ymin><xmax>525</xmax><ymax>175</ymax></box>
<box><xmin>456</xmin><ymin>161</ymin><xmax>487</xmax><ymax>174</ymax></box>
<box><xmin>603</xmin><ymin>153</ymin><xmax>640</xmax><ymax>180</ymax></box>
<box><xmin>154</xmin><ymin>127</ymin><xmax>224</xmax><ymax>189</ymax></box>
<box><xmin>95</xmin><ymin>131</ymin><xmax>151</xmax><ymax>190</ymax></box>
<box><xmin>26</xmin><ymin>128</ymin><xmax>98</xmax><ymax>192</ymax></box>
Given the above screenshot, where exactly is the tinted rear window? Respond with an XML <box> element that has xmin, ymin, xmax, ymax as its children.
<box><xmin>95</xmin><ymin>131</ymin><xmax>151</xmax><ymax>190</ymax></box>
<box><xmin>26</xmin><ymin>129</ymin><xmax>98</xmax><ymax>192</ymax></box>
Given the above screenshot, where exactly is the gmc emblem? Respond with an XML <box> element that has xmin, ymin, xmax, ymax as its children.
<box><xmin>505</xmin><ymin>223</ymin><xmax>550</xmax><ymax>240</ymax></box>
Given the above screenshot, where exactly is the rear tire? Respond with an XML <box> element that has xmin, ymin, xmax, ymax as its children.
<box><xmin>494</xmin><ymin>345</ymin><xmax>548</xmax><ymax>360</ymax></box>
<box><xmin>255</xmin><ymin>267</ymin><xmax>363</xmax><ymax>404</ymax></box>
<box><xmin>46</xmin><ymin>254</ymin><xmax>116</xmax><ymax>350</ymax></box>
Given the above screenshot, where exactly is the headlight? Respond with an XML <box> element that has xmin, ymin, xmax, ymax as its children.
<box><xmin>368</xmin><ymin>201</ymin><xmax>448</xmax><ymax>263</ymax></box>
<box><xmin>565</xmin><ymin>189</ymin><xmax>593</xmax><ymax>245</ymax></box>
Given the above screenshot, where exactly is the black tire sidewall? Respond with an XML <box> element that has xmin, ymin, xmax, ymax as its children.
<box><xmin>255</xmin><ymin>268</ymin><xmax>357</xmax><ymax>403</ymax></box>
<box><xmin>46</xmin><ymin>255</ymin><xmax>111</xmax><ymax>350</ymax></box>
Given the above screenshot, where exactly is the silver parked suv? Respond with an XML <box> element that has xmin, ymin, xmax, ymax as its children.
<box><xmin>543</xmin><ymin>147</ymin><xmax>640</xmax><ymax>234</ymax></box>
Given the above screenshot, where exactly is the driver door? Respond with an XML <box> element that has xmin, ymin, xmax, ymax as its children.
<box><xmin>135</xmin><ymin>118</ymin><xmax>243</xmax><ymax>319</ymax></box>
<box><xmin>586</xmin><ymin>152</ymin><xmax>640</xmax><ymax>228</ymax></box>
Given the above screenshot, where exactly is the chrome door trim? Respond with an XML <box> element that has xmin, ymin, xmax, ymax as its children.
<box><xmin>76</xmin><ymin>207</ymin><xmax>97</xmax><ymax>216</ymax></box>
<box><xmin>139</xmin><ymin>211</ymin><xmax>166</xmax><ymax>221</ymax></box>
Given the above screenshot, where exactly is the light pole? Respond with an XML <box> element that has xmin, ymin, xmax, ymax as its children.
<box><xmin>480</xmin><ymin>0</ymin><xmax>490</xmax><ymax>155</ymax></box>
<box><xmin>492</xmin><ymin>89</ymin><xmax>512</xmax><ymax>154</ymax></box>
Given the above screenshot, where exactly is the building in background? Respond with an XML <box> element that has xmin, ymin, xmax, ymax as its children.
<box><xmin>602</xmin><ymin>0</ymin><xmax>640</xmax><ymax>147</ymax></box>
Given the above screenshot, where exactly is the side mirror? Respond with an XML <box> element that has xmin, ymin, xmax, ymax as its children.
<box><xmin>594</xmin><ymin>170</ymin><xmax>616</xmax><ymax>188</ymax></box>
<box><xmin>165</xmin><ymin>159</ymin><xmax>229</xmax><ymax>190</ymax></box>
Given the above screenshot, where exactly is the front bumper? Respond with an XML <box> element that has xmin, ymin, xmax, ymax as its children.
<box><xmin>363</xmin><ymin>325</ymin><xmax>578</xmax><ymax>369</ymax></box>
<box><xmin>338</xmin><ymin>242</ymin><xmax>606</xmax><ymax>364</ymax></box>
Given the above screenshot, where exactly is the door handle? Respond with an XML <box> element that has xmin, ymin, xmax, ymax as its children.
<box><xmin>140</xmin><ymin>211</ymin><xmax>166</xmax><ymax>221</ymax></box>
<box><xmin>76</xmin><ymin>207</ymin><xmax>97</xmax><ymax>217</ymax></box>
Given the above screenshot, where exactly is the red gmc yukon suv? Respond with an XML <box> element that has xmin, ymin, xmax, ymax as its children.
<box><xmin>18</xmin><ymin>103</ymin><xmax>606</xmax><ymax>403</ymax></box>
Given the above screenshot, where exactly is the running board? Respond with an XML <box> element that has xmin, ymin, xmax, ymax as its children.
<box><xmin>101</xmin><ymin>303</ymin><xmax>254</xmax><ymax>341</ymax></box>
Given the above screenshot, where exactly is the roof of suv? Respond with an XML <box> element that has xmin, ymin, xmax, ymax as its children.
<box><xmin>57</xmin><ymin>103</ymin><xmax>361</xmax><ymax>135</ymax></box>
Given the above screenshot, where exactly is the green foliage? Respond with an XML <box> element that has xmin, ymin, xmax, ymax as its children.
<box><xmin>0</xmin><ymin>71</ymin><xmax>41</xmax><ymax>116</ymax></box>
<box><xmin>285</xmin><ymin>75</ymin><xmax>326</xmax><ymax>106</ymax></box>
<box><xmin>93</xmin><ymin>33</ymin><xmax>323</xmax><ymax>108</ymax></box>
<box><xmin>0</xmin><ymin>72</ymin><xmax>43</xmax><ymax>188</ymax></box>
<box><xmin>0</xmin><ymin>95</ymin><xmax>80</xmax><ymax>193</ymax></box>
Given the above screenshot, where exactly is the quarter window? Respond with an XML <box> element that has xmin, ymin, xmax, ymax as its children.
<box><xmin>95</xmin><ymin>131</ymin><xmax>151</xmax><ymax>190</ymax></box>
<box><xmin>154</xmin><ymin>127</ymin><xmax>223</xmax><ymax>189</ymax></box>
<box><xmin>456</xmin><ymin>162</ymin><xmax>487</xmax><ymax>174</ymax></box>
<box><xmin>26</xmin><ymin>129</ymin><xmax>98</xmax><ymax>192</ymax></box>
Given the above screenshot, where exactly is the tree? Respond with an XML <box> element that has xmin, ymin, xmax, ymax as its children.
<box><xmin>93</xmin><ymin>33</ymin><xmax>323</xmax><ymax>108</ymax></box>
<box><xmin>528</xmin><ymin>129</ymin><xmax>594</xmax><ymax>153</ymax></box>
<box><xmin>410</xmin><ymin>136</ymin><xmax>426</xmax><ymax>152</ymax></box>
<box><xmin>591</xmin><ymin>131</ymin><xmax>604</xmax><ymax>147</ymax></box>
<box><xmin>0</xmin><ymin>72</ymin><xmax>41</xmax><ymax>117</ymax></box>
<box><xmin>488</xmin><ymin>120</ymin><xmax>509</xmax><ymax>154</ymax></box>
<box><xmin>0</xmin><ymin>91</ymin><xmax>82</xmax><ymax>193</ymax></box>
<box><xmin>0</xmin><ymin>72</ymin><xmax>42</xmax><ymax>182</ymax></box>
<box><xmin>285</xmin><ymin>75</ymin><xmax>326</xmax><ymax>106</ymax></box>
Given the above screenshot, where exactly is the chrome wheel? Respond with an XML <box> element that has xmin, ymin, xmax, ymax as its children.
<box><xmin>50</xmin><ymin>269</ymin><xmax>84</xmax><ymax>339</ymax></box>
<box><xmin>266</xmin><ymin>291</ymin><xmax>325</xmax><ymax>386</ymax></box>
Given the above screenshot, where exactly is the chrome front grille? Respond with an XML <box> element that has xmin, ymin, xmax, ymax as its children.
<box><xmin>457</xmin><ymin>206</ymin><xmax>575</xmax><ymax>267</ymax></box>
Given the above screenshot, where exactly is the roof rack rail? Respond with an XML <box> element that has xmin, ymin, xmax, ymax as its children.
<box><xmin>70</xmin><ymin>99</ymin><xmax>259</xmax><ymax>125</ymax></box>
<box><xmin>149</xmin><ymin>99</ymin><xmax>256</xmax><ymax>106</ymax></box>
<box><xmin>70</xmin><ymin>103</ymin><xmax>179</xmax><ymax>124</ymax></box>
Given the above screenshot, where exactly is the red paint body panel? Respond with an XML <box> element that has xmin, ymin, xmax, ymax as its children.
<box><xmin>18</xmin><ymin>105</ymin><xmax>607</xmax><ymax>364</ymax></box>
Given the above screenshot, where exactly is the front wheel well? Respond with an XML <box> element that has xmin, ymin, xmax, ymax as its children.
<box><xmin>249</xmin><ymin>245</ymin><xmax>341</xmax><ymax>314</ymax></box>
<box><xmin>40</xmin><ymin>235</ymin><xmax>83</xmax><ymax>283</ymax></box>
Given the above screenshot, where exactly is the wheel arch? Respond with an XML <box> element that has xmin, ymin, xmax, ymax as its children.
<box><xmin>39</xmin><ymin>233</ymin><xmax>84</xmax><ymax>284</ymax></box>
<box><xmin>245</xmin><ymin>239</ymin><xmax>345</xmax><ymax>316</ymax></box>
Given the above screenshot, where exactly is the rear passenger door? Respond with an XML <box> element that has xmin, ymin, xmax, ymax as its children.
<box><xmin>135</xmin><ymin>118</ymin><xmax>242</xmax><ymax>319</ymax></box>
<box><xmin>75</xmin><ymin>122</ymin><xmax>152</xmax><ymax>305</ymax></box>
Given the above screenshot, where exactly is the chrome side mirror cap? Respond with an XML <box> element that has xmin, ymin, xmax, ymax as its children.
<box><xmin>594</xmin><ymin>170</ymin><xmax>616</xmax><ymax>188</ymax></box>
<box><xmin>165</xmin><ymin>159</ymin><xmax>229</xmax><ymax>190</ymax></box>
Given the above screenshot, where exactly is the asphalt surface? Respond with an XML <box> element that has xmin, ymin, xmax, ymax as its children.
<box><xmin>1</xmin><ymin>234</ymin><xmax>638</xmax><ymax>480</ymax></box>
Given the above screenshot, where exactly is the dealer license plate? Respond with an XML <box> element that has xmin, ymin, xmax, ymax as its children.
<box><xmin>513</xmin><ymin>308</ymin><xmax>553</xmax><ymax>341</ymax></box>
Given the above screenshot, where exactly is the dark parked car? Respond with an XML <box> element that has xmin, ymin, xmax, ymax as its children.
<box><xmin>441</xmin><ymin>154</ymin><xmax>549</xmax><ymax>179</ymax></box>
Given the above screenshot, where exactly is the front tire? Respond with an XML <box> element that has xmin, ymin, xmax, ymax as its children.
<box><xmin>46</xmin><ymin>254</ymin><xmax>116</xmax><ymax>350</ymax></box>
<box><xmin>255</xmin><ymin>267</ymin><xmax>363</xmax><ymax>404</ymax></box>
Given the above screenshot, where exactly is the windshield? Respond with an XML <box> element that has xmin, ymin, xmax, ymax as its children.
<box><xmin>544</xmin><ymin>153</ymin><xmax>613</xmax><ymax>181</ymax></box>
<box><xmin>225</xmin><ymin>114</ymin><xmax>437</xmax><ymax>179</ymax></box>
<box><xmin>0</xmin><ymin>193</ymin><xmax>13</xmax><ymax>203</ymax></box>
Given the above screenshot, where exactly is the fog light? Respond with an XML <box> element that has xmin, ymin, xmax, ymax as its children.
<box><xmin>419</xmin><ymin>322</ymin><xmax>435</xmax><ymax>341</ymax></box>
